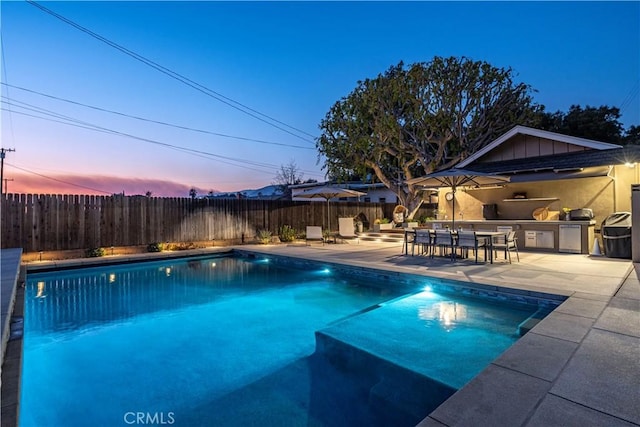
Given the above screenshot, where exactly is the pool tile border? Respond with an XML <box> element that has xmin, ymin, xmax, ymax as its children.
<box><xmin>25</xmin><ymin>248</ymin><xmax>233</xmax><ymax>274</ymax></box>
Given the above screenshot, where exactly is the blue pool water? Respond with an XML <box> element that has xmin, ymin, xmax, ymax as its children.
<box><xmin>20</xmin><ymin>254</ymin><xmax>545</xmax><ymax>426</ymax></box>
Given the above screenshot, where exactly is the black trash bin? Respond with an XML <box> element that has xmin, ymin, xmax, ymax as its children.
<box><xmin>601</xmin><ymin>212</ymin><xmax>632</xmax><ymax>259</ymax></box>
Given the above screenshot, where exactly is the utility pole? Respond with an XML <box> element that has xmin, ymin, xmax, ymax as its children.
<box><xmin>3</xmin><ymin>178</ymin><xmax>14</xmax><ymax>194</ymax></box>
<box><xmin>0</xmin><ymin>148</ymin><xmax>16</xmax><ymax>198</ymax></box>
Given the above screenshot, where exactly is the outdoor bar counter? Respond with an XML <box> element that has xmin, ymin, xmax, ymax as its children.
<box><xmin>420</xmin><ymin>220</ymin><xmax>596</xmax><ymax>255</ymax></box>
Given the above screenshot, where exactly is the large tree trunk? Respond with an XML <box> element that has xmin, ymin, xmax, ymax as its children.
<box><xmin>400</xmin><ymin>190</ymin><xmax>424</xmax><ymax>220</ymax></box>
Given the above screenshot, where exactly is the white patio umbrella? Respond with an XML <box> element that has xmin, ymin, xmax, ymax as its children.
<box><xmin>406</xmin><ymin>168</ymin><xmax>510</xmax><ymax>228</ymax></box>
<box><xmin>296</xmin><ymin>186</ymin><xmax>366</xmax><ymax>231</ymax></box>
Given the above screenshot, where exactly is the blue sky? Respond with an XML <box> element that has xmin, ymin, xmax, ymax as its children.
<box><xmin>1</xmin><ymin>1</ymin><xmax>638</xmax><ymax>196</ymax></box>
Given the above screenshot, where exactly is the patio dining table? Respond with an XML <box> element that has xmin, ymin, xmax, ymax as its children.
<box><xmin>403</xmin><ymin>228</ymin><xmax>507</xmax><ymax>264</ymax></box>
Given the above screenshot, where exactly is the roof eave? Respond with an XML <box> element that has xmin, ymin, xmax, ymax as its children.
<box><xmin>457</xmin><ymin>125</ymin><xmax>623</xmax><ymax>168</ymax></box>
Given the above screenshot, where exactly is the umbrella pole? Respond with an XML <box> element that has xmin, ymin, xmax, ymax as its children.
<box><xmin>451</xmin><ymin>188</ymin><xmax>456</xmax><ymax>229</ymax></box>
<box><xmin>327</xmin><ymin>199</ymin><xmax>330</xmax><ymax>231</ymax></box>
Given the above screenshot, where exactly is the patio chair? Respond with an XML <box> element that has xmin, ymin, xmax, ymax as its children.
<box><xmin>305</xmin><ymin>226</ymin><xmax>324</xmax><ymax>246</ymax></box>
<box><xmin>493</xmin><ymin>231</ymin><xmax>519</xmax><ymax>263</ymax></box>
<box><xmin>455</xmin><ymin>230</ymin><xmax>487</xmax><ymax>263</ymax></box>
<box><xmin>412</xmin><ymin>229</ymin><xmax>432</xmax><ymax>256</ymax></box>
<box><xmin>337</xmin><ymin>217</ymin><xmax>359</xmax><ymax>244</ymax></box>
<box><xmin>431</xmin><ymin>229</ymin><xmax>455</xmax><ymax>260</ymax></box>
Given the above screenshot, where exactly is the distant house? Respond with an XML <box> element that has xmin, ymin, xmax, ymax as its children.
<box><xmin>290</xmin><ymin>181</ymin><xmax>399</xmax><ymax>204</ymax></box>
<box><xmin>207</xmin><ymin>184</ymin><xmax>284</xmax><ymax>200</ymax></box>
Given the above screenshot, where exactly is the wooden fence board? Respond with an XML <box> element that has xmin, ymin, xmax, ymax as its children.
<box><xmin>1</xmin><ymin>194</ymin><xmax>434</xmax><ymax>252</ymax></box>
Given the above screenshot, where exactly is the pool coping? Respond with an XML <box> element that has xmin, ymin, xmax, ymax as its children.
<box><xmin>24</xmin><ymin>247</ymin><xmax>233</xmax><ymax>273</ymax></box>
<box><xmin>1</xmin><ymin>249</ymin><xmax>23</xmax><ymax>427</ymax></box>
<box><xmin>1</xmin><ymin>249</ymin><xmax>22</xmax><ymax>363</ymax></box>
<box><xmin>3</xmin><ymin>245</ymin><xmax>639</xmax><ymax>426</ymax></box>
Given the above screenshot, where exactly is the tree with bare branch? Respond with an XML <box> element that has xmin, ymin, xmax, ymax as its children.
<box><xmin>273</xmin><ymin>160</ymin><xmax>304</xmax><ymax>198</ymax></box>
<box><xmin>316</xmin><ymin>56</ymin><xmax>539</xmax><ymax>218</ymax></box>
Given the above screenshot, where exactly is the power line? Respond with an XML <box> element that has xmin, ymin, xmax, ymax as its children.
<box><xmin>1</xmin><ymin>148</ymin><xmax>16</xmax><ymax>197</ymax></box>
<box><xmin>2</xmin><ymin>102</ymin><xmax>277</xmax><ymax>174</ymax></box>
<box><xmin>1</xmin><ymin>100</ymin><xmax>325</xmax><ymax>177</ymax></box>
<box><xmin>26</xmin><ymin>0</ymin><xmax>317</xmax><ymax>145</ymax></box>
<box><xmin>3</xmin><ymin>178</ymin><xmax>14</xmax><ymax>193</ymax></box>
<box><xmin>1</xmin><ymin>83</ymin><xmax>314</xmax><ymax>150</ymax></box>
<box><xmin>1</xmin><ymin>34</ymin><xmax>16</xmax><ymax>147</ymax></box>
<box><xmin>619</xmin><ymin>81</ymin><xmax>639</xmax><ymax>115</ymax></box>
<box><xmin>1</xmin><ymin>96</ymin><xmax>324</xmax><ymax>176</ymax></box>
<box><xmin>6</xmin><ymin>162</ymin><xmax>114</xmax><ymax>194</ymax></box>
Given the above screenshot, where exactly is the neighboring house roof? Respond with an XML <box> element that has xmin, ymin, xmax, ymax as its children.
<box><xmin>457</xmin><ymin>125</ymin><xmax>623</xmax><ymax>169</ymax></box>
<box><xmin>289</xmin><ymin>181</ymin><xmax>388</xmax><ymax>191</ymax></box>
<box><xmin>208</xmin><ymin>184</ymin><xmax>284</xmax><ymax>200</ymax></box>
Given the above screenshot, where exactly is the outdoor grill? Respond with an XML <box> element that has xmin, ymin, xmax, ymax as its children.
<box><xmin>569</xmin><ymin>208</ymin><xmax>594</xmax><ymax>221</ymax></box>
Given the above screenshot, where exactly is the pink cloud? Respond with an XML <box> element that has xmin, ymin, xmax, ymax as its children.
<box><xmin>5</xmin><ymin>172</ymin><xmax>216</xmax><ymax>197</ymax></box>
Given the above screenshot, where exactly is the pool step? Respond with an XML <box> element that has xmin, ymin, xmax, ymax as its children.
<box><xmin>325</xmin><ymin>303</ymin><xmax>383</xmax><ymax>327</ymax></box>
<box><xmin>314</xmin><ymin>330</ymin><xmax>456</xmax><ymax>424</ymax></box>
<box><xmin>518</xmin><ymin>307</ymin><xmax>554</xmax><ymax>336</ymax></box>
<box><xmin>358</xmin><ymin>232</ymin><xmax>405</xmax><ymax>244</ymax></box>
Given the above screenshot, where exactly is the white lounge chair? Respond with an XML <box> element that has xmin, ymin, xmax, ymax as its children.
<box><xmin>306</xmin><ymin>226</ymin><xmax>324</xmax><ymax>245</ymax></box>
<box><xmin>337</xmin><ymin>217</ymin><xmax>359</xmax><ymax>244</ymax></box>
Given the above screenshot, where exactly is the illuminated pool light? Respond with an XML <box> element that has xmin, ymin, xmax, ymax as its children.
<box><xmin>421</xmin><ymin>285</ymin><xmax>438</xmax><ymax>298</ymax></box>
<box><xmin>308</xmin><ymin>267</ymin><xmax>332</xmax><ymax>276</ymax></box>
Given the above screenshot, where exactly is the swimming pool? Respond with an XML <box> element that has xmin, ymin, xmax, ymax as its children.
<box><xmin>20</xmin><ymin>253</ymin><xmax>556</xmax><ymax>426</ymax></box>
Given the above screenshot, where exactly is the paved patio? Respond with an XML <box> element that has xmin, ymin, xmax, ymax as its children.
<box><xmin>2</xmin><ymin>241</ymin><xmax>639</xmax><ymax>426</ymax></box>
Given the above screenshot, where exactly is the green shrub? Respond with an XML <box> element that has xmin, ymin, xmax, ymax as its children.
<box><xmin>417</xmin><ymin>214</ymin><xmax>434</xmax><ymax>224</ymax></box>
<box><xmin>85</xmin><ymin>247</ymin><xmax>105</xmax><ymax>258</ymax></box>
<box><xmin>278</xmin><ymin>225</ymin><xmax>297</xmax><ymax>242</ymax></box>
<box><xmin>257</xmin><ymin>229</ymin><xmax>272</xmax><ymax>244</ymax></box>
<box><xmin>147</xmin><ymin>242</ymin><xmax>164</xmax><ymax>252</ymax></box>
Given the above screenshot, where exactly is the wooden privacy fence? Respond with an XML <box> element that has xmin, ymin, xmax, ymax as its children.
<box><xmin>0</xmin><ymin>194</ymin><xmax>408</xmax><ymax>253</ymax></box>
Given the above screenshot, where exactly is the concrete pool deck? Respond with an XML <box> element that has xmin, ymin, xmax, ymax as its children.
<box><xmin>2</xmin><ymin>242</ymin><xmax>639</xmax><ymax>426</ymax></box>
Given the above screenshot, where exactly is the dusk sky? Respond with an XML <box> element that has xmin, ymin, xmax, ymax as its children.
<box><xmin>1</xmin><ymin>1</ymin><xmax>638</xmax><ymax>197</ymax></box>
